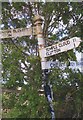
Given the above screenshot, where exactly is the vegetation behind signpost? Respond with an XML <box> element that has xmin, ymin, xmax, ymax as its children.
<box><xmin>1</xmin><ymin>2</ymin><xmax>83</xmax><ymax>118</ymax></box>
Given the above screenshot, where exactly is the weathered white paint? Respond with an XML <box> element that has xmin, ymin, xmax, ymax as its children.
<box><xmin>34</xmin><ymin>15</ymin><xmax>47</xmax><ymax>70</ymax></box>
<box><xmin>39</xmin><ymin>37</ymin><xmax>81</xmax><ymax>58</ymax></box>
<box><xmin>0</xmin><ymin>27</ymin><xmax>36</xmax><ymax>39</ymax></box>
<box><xmin>41</xmin><ymin>58</ymin><xmax>47</xmax><ymax>70</ymax></box>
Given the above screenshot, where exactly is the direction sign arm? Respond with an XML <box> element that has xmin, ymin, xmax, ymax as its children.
<box><xmin>39</xmin><ymin>37</ymin><xmax>82</xmax><ymax>58</ymax></box>
<box><xmin>0</xmin><ymin>27</ymin><xmax>36</xmax><ymax>39</ymax></box>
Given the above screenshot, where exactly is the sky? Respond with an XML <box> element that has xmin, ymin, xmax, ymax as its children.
<box><xmin>76</xmin><ymin>51</ymin><xmax>82</xmax><ymax>61</ymax></box>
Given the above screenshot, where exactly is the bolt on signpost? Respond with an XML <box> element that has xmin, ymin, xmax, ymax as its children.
<box><xmin>34</xmin><ymin>15</ymin><xmax>55</xmax><ymax>120</ymax></box>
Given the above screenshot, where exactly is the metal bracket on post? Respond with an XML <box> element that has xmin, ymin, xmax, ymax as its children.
<box><xmin>34</xmin><ymin>15</ymin><xmax>55</xmax><ymax>120</ymax></box>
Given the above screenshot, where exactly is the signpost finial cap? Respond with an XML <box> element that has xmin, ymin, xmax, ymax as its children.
<box><xmin>34</xmin><ymin>15</ymin><xmax>43</xmax><ymax>25</ymax></box>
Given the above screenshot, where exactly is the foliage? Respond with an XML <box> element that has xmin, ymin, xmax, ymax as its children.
<box><xmin>1</xmin><ymin>2</ymin><xmax>83</xmax><ymax>119</ymax></box>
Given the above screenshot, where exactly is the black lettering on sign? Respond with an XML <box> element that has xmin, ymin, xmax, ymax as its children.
<box><xmin>53</xmin><ymin>48</ymin><xmax>61</xmax><ymax>53</ymax></box>
<box><xmin>13</xmin><ymin>29</ymin><xmax>17</xmax><ymax>33</ymax></box>
<box><xmin>13</xmin><ymin>28</ymin><xmax>23</xmax><ymax>33</ymax></box>
<box><xmin>73</xmin><ymin>38</ymin><xmax>76</xmax><ymax>42</ymax></box>
<box><xmin>2</xmin><ymin>31</ymin><xmax>6</xmax><ymax>36</ymax></box>
<box><xmin>7</xmin><ymin>30</ymin><xmax>12</xmax><ymax>37</ymax></box>
<box><xmin>52</xmin><ymin>45</ymin><xmax>57</xmax><ymax>51</ymax></box>
<box><xmin>46</xmin><ymin>45</ymin><xmax>61</xmax><ymax>56</ymax></box>
<box><xmin>46</xmin><ymin>47</ymin><xmax>53</xmax><ymax>56</ymax></box>
<box><xmin>58</xmin><ymin>40</ymin><xmax>70</xmax><ymax>47</ymax></box>
<box><xmin>46</xmin><ymin>48</ymin><xmax>50</xmax><ymax>56</ymax></box>
<box><xmin>17</xmin><ymin>28</ymin><xmax>23</xmax><ymax>32</ymax></box>
<box><xmin>2</xmin><ymin>31</ymin><xmax>5</xmax><ymax>34</ymax></box>
<box><xmin>58</xmin><ymin>43</ymin><xmax>62</xmax><ymax>47</ymax></box>
<box><xmin>67</xmin><ymin>40</ymin><xmax>70</xmax><ymax>44</ymax></box>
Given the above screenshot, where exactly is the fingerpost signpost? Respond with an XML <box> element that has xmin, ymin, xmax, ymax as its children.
<box><xmin>0</xmin><ymin>14</ymin><xmax>82</xmax><ymax>120</ymax></box>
